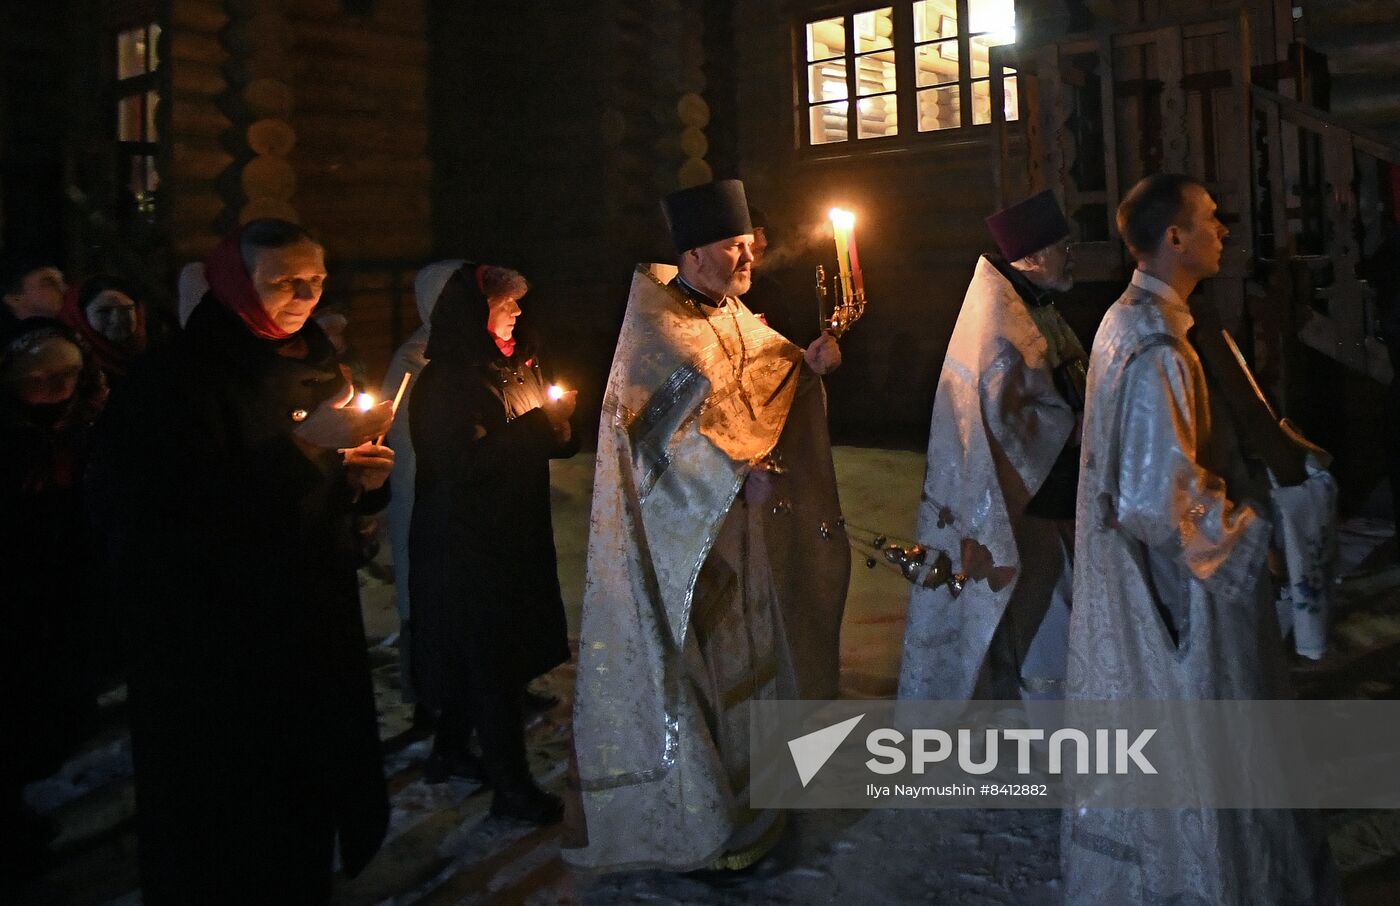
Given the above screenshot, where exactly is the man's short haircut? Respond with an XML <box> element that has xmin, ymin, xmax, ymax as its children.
<box><xmin>0</xmin><ymin>254</ymin><xmax>57</xmax><ymax>297</ymax></box>
<box><xmin>478</xmin><ymin>265</ymin><xmax>528</xmax><ymax>301</ymax></box>
<box><xmin>239</xmin><ymin>219</ymin><xmax>320</xmax><ymax>273</ymax></box>
<box><xmin>1116</xmin><ymin>173</ymin><xmax>1207</xmax><ymax>259</ymax></box>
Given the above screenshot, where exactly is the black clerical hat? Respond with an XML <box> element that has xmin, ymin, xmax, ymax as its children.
<box><xmin>661</xmin><ymin>180</ymin><xmax>752</xmax><ymax>253</ymax></box>
<box><xmin>985</xmin><ymin>189</ymin><xmax>1071</xmax><ymax>262</ymax></box>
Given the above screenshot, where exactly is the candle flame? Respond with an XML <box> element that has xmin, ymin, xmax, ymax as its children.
<box><xmin>548</xmin><ymin>384</ymin><xmax>566</xmax><ymax>401</ymax></box>
<box><xmin>355</xmin><ymin>392</ymin><xmax>375</xmax><ymax>412</ymax></box>
<box><xmin>829</xmin><ymin>207</ymin><xmax>856</xmax><ymax>230</ymax></box>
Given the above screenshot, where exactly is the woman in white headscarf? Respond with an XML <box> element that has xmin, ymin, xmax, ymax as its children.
<box><xmin>382</xmin><ymin>260</ymin><xmax>464</xmax><ymax>718</ymax></box>
<box><xmin>176</xmin><ymin>262</ymin><xmax>208</xmax><ymax>328</ymax></box>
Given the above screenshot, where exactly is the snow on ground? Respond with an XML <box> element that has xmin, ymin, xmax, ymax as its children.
<box><xmin>15</xmin><ymin>448</ymin><xmax>1400</xmax><ymax>904</ymax></box>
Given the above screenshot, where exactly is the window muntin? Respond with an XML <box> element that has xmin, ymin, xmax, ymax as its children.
<box><xmin>113</xmin><ymin>22</ymin><xmax>161</xmax><ymax>217</ymax></box>
<box><xmin>804</xmin><ymin>1</ymin><xmax>1017</xmax><ymax>146</ymax></box>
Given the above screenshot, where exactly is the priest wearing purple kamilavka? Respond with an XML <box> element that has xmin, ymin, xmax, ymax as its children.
<box><xmin>898</xmin><ymin>189</ymin><xmax>1086</xmax><ymax>705</ymax></box>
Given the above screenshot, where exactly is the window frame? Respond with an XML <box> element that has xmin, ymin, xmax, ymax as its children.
<box><xmin>795</xmin><ymin>0</ymin><xmax>1019</xmax><ymax>156</ymax></box>
<box><xmin>109</xmin><ymin>17</ymin><xmax>163</xmax><ymax>221</ymax></box>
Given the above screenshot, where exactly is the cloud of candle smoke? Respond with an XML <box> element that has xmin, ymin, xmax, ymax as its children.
<box><xmin>756</xmin><ymin>218</ymin><xmax>836</xmax><ymax>272</ymax></box>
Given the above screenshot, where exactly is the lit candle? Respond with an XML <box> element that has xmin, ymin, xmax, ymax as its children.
<box><xmin>829</xmin><ymin>208</ymin><xmax>856</xmax><ymax>301</ymax></box>
<box><xmin>388</xmin><ymin>372</ymin><xmax>411</xmax><ymax>415</ymax></box>
<box><xmin>548</xmin><ymin>383</ymin><xmax>566</xmax><ymax>401</ymax></box>
<box><xmin>376</xmin><ymin>373</ymin><xmax>412</xmax><ymax>446</ymax></box>
<box><xmin>355</xmin><ymin>392</ymin><xmax>375</xmax><ymax>412</ymax></box>
<box><xmin>848</xmin><ymin>222</ymin><xmax>864</xmax><ymax>295</ymax></box>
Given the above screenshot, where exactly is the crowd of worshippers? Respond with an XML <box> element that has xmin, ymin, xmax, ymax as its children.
<box><xmin>0</xmin><ymin>172</ymin><xmax>1345</xmax><ymax>905</ymax></box>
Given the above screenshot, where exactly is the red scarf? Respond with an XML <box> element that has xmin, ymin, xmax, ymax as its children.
<box><xmin>58</xmin><ymin>283</ymin><xmax>146</xmax><ymax>377</ymax></box>
<box><xmin>204</xmin><ymin>227</ymin><xmax>293</xmax><ymax>341</ymax></box>
<box><xmin>477</xmin><ymin>264</ymin><xmax>516</xmax><ymax>357</ymax></box>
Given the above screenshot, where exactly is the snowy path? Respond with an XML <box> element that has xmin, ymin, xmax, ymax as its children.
<box><xmin>12</xmin><ymin>449</ymin><xmax>1400</xmax><ymax>904</ymax></box>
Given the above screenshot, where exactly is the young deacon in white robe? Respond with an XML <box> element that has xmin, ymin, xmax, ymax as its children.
<box><xmin>565</xmin><ymin>180</ymin><xmax>849</xmax><ymax>873</ymax></box>
<box><xmin>899</xmin><ymin>190</ymin><xmax>1087</xmax><ymax>702</ymax></box>
<box><xmin>1063</xmin><ymin>174</ymin><xmax>1340</xmax><ymax>905</ymax></box>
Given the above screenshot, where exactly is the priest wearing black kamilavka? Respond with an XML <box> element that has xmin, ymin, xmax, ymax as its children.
<box><xmin>567</xmin><ymin>179</ymin><xmax>849</xmax><ymax>873</ymax></box>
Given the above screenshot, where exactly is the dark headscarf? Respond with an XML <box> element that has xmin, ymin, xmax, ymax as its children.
<box><xmin>424</xmin><ymin>265</ymin><xmax>536</xmax><ymax>365</ymax></box>
<box><xmin>58</xmin><ymin>276</ymin><xmax>147</xmax><ymax>377</ymax></box>
<box><xmin>0</xmin><ymin>320</ymin><xmax>107</xmax><ymax>442</ymax></box>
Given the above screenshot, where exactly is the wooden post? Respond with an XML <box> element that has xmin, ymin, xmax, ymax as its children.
<box><xmin>1155</xmin><ymin>25</ymin><xmax>1188</xmax><ymax>172</ymax></box>
<box><xmin>1098</xmin><ymin>32</ymin><xmax>1122</xmax><ymax>254</ymax></box>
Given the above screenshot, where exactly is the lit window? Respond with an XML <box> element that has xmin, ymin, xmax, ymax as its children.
<box><xmin>113</xmin><ymin>22</ymin><xmax>162</xmax><ymax>218</ymax></box>
<box><xmin>807</xmin><ymin>16</ymin><xmax>850</xmax><ymax>144</ymax></box>
<box><xmin>967</xmin><ymin>0</ymin><xmax>1017</xmax><ymax>125</ymax></box>
<box><xmin>802</xmin><ymin>1</ymin><xmax>1018</xmax><ymax>147</ymax></box>
<box><xmin>854</xmin><ymin>8</ymin><xmax>898</xmax><ymax>139</ymax></box>
<box><xmin>806</xmin><ymin>8</ymin><xmax>898</xmax><ymax>144</ymax></box>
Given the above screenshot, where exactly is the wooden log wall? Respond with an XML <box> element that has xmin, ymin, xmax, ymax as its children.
<box><xmin>647</xmin><ymin>0</ymin><xmax>713</xmax><ymax>191</ymax></box>
<box><xmin>206</xmin><ymin>0</ymin><xmax>434</xmax><ymax>379</ymax></box>
<box><xmin>165</xmin><ymin>1</ymin><xmax>233</xmax><ymax>261</ymax></box>
<box><xmin>159</xmin><ymin>0</ymin><xmax>433</xmax><ymax>376</ymax></box>
<box><xmin>427</xmin><ymin>0</ymin><xmax>735</xmax><ymax>427</ymax></box>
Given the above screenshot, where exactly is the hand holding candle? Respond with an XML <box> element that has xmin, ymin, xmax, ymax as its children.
<box><xmin>544</xmin><ymin>382</ymin><xmax>577</xmax><ymax>439</ymax></box>
<box><xmin>343</xmin><ymin>441</ymin><xmax>395</xmax><ymax>495</ymax></box>
<box><xmin>296</xmin><ymin>390</ymin><xmax>391</xmax><ymax>451</ymax></box>
<box><xmin>545</xmin><ymin>383</ymin><xmax>577</xmax><ymax>416</ymax></box>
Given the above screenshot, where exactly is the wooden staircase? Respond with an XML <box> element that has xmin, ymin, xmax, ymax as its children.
<box><xmin>988</xmin><ymin>9</ymin><xmax>1400</xmax><ymax>406</ymax></box>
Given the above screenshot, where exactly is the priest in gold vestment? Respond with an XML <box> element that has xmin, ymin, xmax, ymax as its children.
<box><xmin>565</xmin><ymin>180</ymin><xmax>849</xmax><ymax>872</ymax></box>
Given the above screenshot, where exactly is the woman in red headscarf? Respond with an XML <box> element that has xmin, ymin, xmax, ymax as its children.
<box><xmin>91</xmin><ymin>220</ymin><xmax>394</xmax><ymax>904</ymax></box>
<box><xmin>408</xmin><ymin>262</ymin><xmax>578</xmax><ymax>824</ymax></box>
<box><xmin>58</xmin><ymin>275</ymin><xmax>147</xmax><ymax>392</ymax></box>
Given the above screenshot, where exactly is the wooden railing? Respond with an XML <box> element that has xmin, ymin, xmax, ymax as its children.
<box><xmin>990</xmin><ymin>10</ymin><xmax>1255</xmax><ymax>332</ymax></box>
<box><xmin>990</xmin><ymin>10</ymin><xmax>1400</xmax><ymax>395</ymax></box>
<box><xmin>1252</xmin><ymin>86</ymin><xmax>1400</xmax><ymax>385</ymax></box>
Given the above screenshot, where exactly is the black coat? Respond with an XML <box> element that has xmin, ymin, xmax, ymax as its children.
<box><xmin>0</xmin><ymin>339</ymin><xmax>106</xmax><ymax>789</ymax></box>
<box><xmin>91</xmin><ymin>299</ymin><xmax>388</xmax><ymax>903</ymax></box>
<box><xmin>408</xmin><ymin>270</ymin><xmax>575</xmax><ymax>707</ymax></box>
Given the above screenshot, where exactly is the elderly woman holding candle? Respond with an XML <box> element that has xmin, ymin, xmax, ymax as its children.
<box><xmin>408</xmin><ymin>262</ymin><xmax>577</xmax><ymax>824</ymax></box>
<box><xmin>91</xmin><ymin>219</ymin><xmax>394</xmax><ymax>902</ymax></box>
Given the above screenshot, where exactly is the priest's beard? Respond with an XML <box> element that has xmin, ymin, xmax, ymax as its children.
<box><xmin>725</xmin><ymin>269</ymin><xmax>752</xmax><ymax>297</ymax></box>
<box><xmin>691</xmin><ymin>257</ymin><xmax>752</xmax><ymax>299</ymax></box>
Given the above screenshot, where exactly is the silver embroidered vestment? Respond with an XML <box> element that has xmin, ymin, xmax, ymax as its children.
<box><xmin>565</xmin><ymin>266</ymin><xmax>849</xmax><ymax>872</ymax></box>
<box><xmin>899</xmin><ymin>256</ymin><xmax>1081</xmax><ymax>702</ymax></box>
<box><xmin>1062</xmin><ymin>270</ymin><xmax>1339</xmax><ymax>905</ymax></box>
